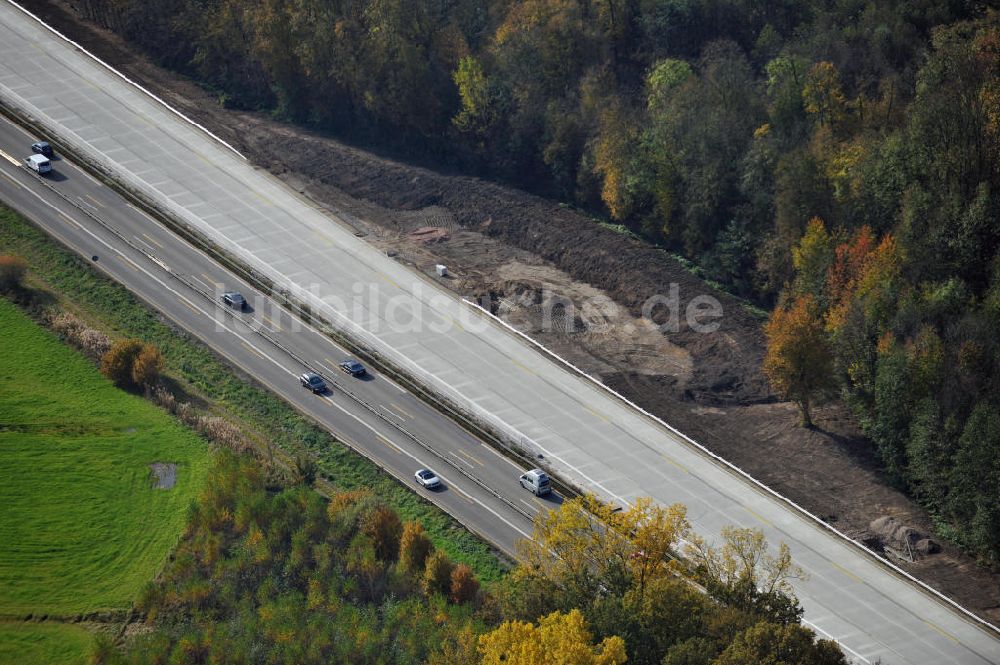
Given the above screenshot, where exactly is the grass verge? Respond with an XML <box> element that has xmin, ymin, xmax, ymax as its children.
<box><xmin>0</xmin><ymin>202</ymin><xmax>507</xmax><ymax>581</ymax></box>
<box><xmin>0</xmin><ymin>298</ymin><xmax>209</xmax><ymax>617</ymax></box>
<box><xmin>0</xmin><ymin>622</ymin><xmax>94</xmax><ymax>665</ymax></box>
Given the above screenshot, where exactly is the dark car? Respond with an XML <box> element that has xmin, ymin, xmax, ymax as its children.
<box><xmin>338</xmin><ymin>359</ymin><xmax>366</xmax><ymax>377</ymax></box>
<box><xmin>299</xmin><ymin>372</ymin><xmax>327</xmax><ymax>394</ymax></box>
<box><xmin>31</xmin><ymin>141</ymin><xmax>54</xmax><ymax>158</ymax></box>
<box><xmin>221</xmin><ymin>291</ymin><xmax>246</xmax><ymax>310</ymax></box>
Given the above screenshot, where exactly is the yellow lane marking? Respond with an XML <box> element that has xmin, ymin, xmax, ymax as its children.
<box><xmin>831</xmin><ymin>561</ymin><xmax>861</xmax><ymax>583</ymax></box>
<box><xmin>84</xmin><ymin>194</ymin><xmax>105</xmax><ymax>208</ymax></box>
<box><xmin>922</xmin><ymin>619</ymin><xmax>959</xmax><ymax>644</ymax></box>
<box><xmin>389</xmin><ymin>403</ymin><xmax>414</xmax><ymax>420</ymax></box>
<box><xmin>743</xmin><ymin>505</ymin><xmax>773</xmax><ymax>528</ymax></box>
<box><xmin>114</xmin><ymin>254</ymin><xmax>139</xmax><ymax>271</ymax></box>
<box><xmin>378</xmin><ymin>272</ymin><xmax>399</xmax><ymax>289</ymax></box>
<box><xmin>442</xmin><ymin>314</ymin><xmax>465</xmax><ymax>332</ymax></box>
<box><xmin>201</xmin><ymin>273</ymin><xmax>218</xmax><ymax>287</ymax></box>
<box><xmin>375</xmin><ymin>433</ymin><xmax>403</xmax><ymax>455</ymax></box>
<box><xmin>660</xmin><ymin>454</ymin><xmax>689</xmax><ymax>474</ymax></box>
<box><xmin>142</xmin><ymin>233</ymin><xmax>164</xmax><ymax>249</ymax></box>
<box><xmin>58</xmin><ymin>212</ymin><xmax>81</xmax><ymax>228</ymax></box>
<box><xmin>194</xmin><ymin>151</ymin><xmax>213</xmax><ymax>168</ymax></box>
<box><xmin>511</xmin><ymin>357</ymin><xmax>536</xmax><ymax>376</ymax></box>
<box><xmin>323</xmin><ymin>357</ymin><xmax>343</xmax><ymax>373</ymax></box>
<box><xmin>178</xmin><ymin>296</ymin><xmax>201</xmax><ymax>314</ymax></box>
<box><xmin>251</xmin><ymin>190</ymin><xmax>273</xmax><ymax>207</ymax></box>
<box><xmin>261</xmin><ymin>314</ymin><xmax>281</xmax><ymax>331</ymax></box>
<box><xmin>313</xmin><ymin>230</ymin><xmax>335</xmax><ymax>247</ymax></box>
<box><xmin>240</xmin><ymin>341</ymin><xmax>266</xmax><ymax>360</ymax></box>
<box><xmin>0</xmin><ymin>149</ymin><xmax>20</xmax><ymax>166</ymax></box>
<box><xmin>457</xmin><ymin>449</ymin><xmax>484</xmax><ymax>467</ymax></box>
<box><xmin>584</xmin><ymin>405</ymin><xmax>609</xmax><ymax>423</ymax></box>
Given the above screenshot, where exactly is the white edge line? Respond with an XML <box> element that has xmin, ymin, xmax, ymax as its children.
<box><xmin>4</xmin><ymin>0</ymin><xmax>246</xmax><ymax>161</ymax></box>
<box><xmin>460</xmin><ymin>298</ymin><xmax>1000</xmax><ymax>639</ymax></box>
<box><xmin>4</xmin><ymin>0</ymin><xmax>991</xmax><ymax>640</ymax></box>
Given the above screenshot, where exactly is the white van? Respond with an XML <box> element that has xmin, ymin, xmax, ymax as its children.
<box><xmin>25</xmin><ymin>154</ymin><xmax>51</xmax><ymax>175</ymax></box>
<box><xmin>519</xmin><ymin>468</ymin><xmax>552</xmax><ymax>496</ymax></box>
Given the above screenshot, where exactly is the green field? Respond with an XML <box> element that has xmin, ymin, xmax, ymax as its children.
<box><xmin>0</xmin><ymin>623</ymin><xmax>92</xmax><ymax>665</ymax></box>
<box><xmin>0</xmin><ymin>298</ymin><xmax>209</xmax><ymax>617</ymax></box>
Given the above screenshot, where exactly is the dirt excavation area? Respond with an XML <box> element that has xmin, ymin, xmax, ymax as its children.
<box><xmin>42</xmin><ymin>0</ymin><xmax>1000</xmax><ymax>623</ymax></box>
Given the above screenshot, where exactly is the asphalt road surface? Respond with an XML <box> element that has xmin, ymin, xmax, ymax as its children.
<box><xmin>1</xmin><ymin>2</ymin><xmax>998</xmax><ymax>663</ymax></box>
<box><xmin>0</xmin><ymin>114</ymin><xmax>543</xmax><ymax>560</ymax></box>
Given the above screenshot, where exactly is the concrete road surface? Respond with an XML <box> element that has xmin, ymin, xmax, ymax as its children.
<box><xmin>0</xmin><ymin>114</ymin><xmax>542</xmax><ymax>561</ymax></box>
<box><xmin>1</xmin><ymin>2</ymin><xmax>998</xmax><ymax>663</ymax></box>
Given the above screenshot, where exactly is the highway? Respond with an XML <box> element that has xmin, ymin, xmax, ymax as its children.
<box><xmin>0</xmin><ymin>114</ymin><xmax>543</xmax><ymax>559</ymax></box>
<box><xmin>1</xmin><ymin>1</ymin><xmax>999</xmax><ymax>663</ymax></box>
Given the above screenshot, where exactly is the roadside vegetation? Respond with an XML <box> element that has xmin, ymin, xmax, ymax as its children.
<box><xmin>97</xmin><ymin>452</ymin><xmax>844</xmax><ymax>665</ymax></box>
<box><xmin>0</xmin><ymin>204</ymin><xmax>504</xmax><ymax>581</ymax></box>
<box><xmin>0</xmin><ymin>208</ymin><xmax>844</xmax><ymax>662</ymax></box>
<box><xmin>70</xmin><ymin>0</ymin><xmax>1000</xmax><ymax>566</ymax></box>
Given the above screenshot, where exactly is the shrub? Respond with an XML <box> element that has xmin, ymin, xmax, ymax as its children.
<box><xmin>0</xmin><ymin>254</ymin><xmax>27</xmax><ymax>292</ymax></box>
<box><xmin>363</xmin><ymin>505</ymin><xmax>403</xmax><ymax>561</ymax></box>
<box><xmin>422</xmin><ymin>550</ymin><xmax>454</xmax><ymax>597</ymax></box>
<box><xmin>131</xmin><ymin>344</ymin><xmax>163</xmax><ymax>386</ymax></box>
<box><xmin>399</xmin><ymin>521</ymin><xmax>433</xmax><ymax>576</ymax></box>
<box><xmin>449</xmin><ymin>563</ymin><xmax>479</xmax><ymax>604</ymax></box>
<box><xmin>100</xmin><ymin>339</ymin><xmax>144</xmax><ymax>388</ymax></box>
<box><xmin>79</xmin><ymin>328</ymin><xmax>111</xmax><ymax>360</ymax></box>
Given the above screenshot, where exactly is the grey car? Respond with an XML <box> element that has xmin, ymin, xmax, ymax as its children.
<box><xmin>221</xmin><ymin>291</ymin><xmax>246</xmax><ymax>310</ymax></box>
<box><xmin>299</xmin><ymin>372</ymin><xmax>327</xmax><ymax>394</ymax></box>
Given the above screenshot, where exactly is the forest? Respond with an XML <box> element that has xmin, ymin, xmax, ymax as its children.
<box><xmin>93</xmin><ymin>451</ymin><xmax>845</xmax><ymax>664</ymax></box>
<box><xmin>71</xmin><ymin>0</ymin><xmax>1000</xmax><ymax>564</ymax></box>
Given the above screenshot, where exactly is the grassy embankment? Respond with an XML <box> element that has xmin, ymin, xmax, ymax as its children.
<box><xmin>0</xmin><ymin>203</ymin><xmax>507</xmax><ymax>581</ymax></box>
<box><xmin>0</xmin><ymin>296</ymin><xmax>210</xmax><ymax>661</ymax></box>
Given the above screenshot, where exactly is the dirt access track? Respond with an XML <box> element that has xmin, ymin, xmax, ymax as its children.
<box><xmin>37</xmin><ymin>0</ymin><xmax>1000</xmax><ymax>623</ymax></box>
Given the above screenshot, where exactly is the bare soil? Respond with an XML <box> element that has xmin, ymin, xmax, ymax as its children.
<box><xmin>42</xmin><ymin>0</ymin><xmax>1000</xmax><ymax>623</ymax></box>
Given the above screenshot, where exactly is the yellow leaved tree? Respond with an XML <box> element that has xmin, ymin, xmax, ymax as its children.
<box><xmin>517</xmin><ymin>495</ymin><xmax>688</xmax><ymax>601</ymax></box>
<box><xmin>478</xmin><ymin>609</ymin><xmax>626</xmax><ymax>665</ymax></box>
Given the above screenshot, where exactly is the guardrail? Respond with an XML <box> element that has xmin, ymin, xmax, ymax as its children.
<box><xmin>12</xmin><ymin>161</ymin><xmax>535</xmax><ymax>525</ymax></box>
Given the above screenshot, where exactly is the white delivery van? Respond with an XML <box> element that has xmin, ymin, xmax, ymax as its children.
<box><xmin>519</xmin><ymin>468</ymin><xmax>552</xmax><ymax>496</ymax></box>
<box><xmin>25</xmin><ymin>154</ymin><xmax>51</xmax><ymax>175</ymax></box>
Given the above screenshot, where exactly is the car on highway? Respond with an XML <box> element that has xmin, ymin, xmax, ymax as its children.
<box><xmin>24</xmin><ymin>154</ymin><xmax>51</xmax><ymax>175</ymax></box>
<box><xmin>519</xmin><ymin>468</ymin><xmax>551</xmax><ymax>496</ymax></box>
<box><xmin>298</xmin><ymin>372</ymin><xmax>327</xmax><ymax>394</ymax></box>
<box><xmin>221</xmin><ymin>291</ymin><xmax>246</xmax><ymax>310</ymax></box>
<box><xmin>414</xmin><ymin>468</ymin><xmax>441</xmax><ymax>489</ymax></box>
<box><xmin>31</xmin><ymin>141</ymin><xmax>54</xmax><ymax>158</ymax></box>
<box><xmin>338</xmin><ymin>359</ymin><xmax>366</xmax><ymax>377</ymax></box>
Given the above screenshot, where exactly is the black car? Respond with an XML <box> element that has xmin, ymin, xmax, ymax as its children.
<box><xmin>31</xmin><ymin>141</ymin><xmax>54</xmax><ymax>158</ymax></box>
<box><xmin>338</xmin><ymin>359</ymin><xmax>366</xmax><ymax>377</ymax></box>
<box><xmin>299</xmin><ymin>372</ymin><xmax>327</xmax><ymax>394</ymax></box>
<box><xmin>221</xmin><ymin>291</ymin><xmax>246</xmax><ymax>310</ymax></box>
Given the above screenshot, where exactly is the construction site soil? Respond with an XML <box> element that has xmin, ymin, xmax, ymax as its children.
<box><xmin>37</xmin><ymin>0</ymin><xmax>1000</xmax><ymax>624</ymax></box>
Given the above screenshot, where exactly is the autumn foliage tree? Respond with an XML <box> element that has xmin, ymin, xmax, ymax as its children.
<box><xmin>399</xmin><ymin>520</ymin><xmax>433</xmax><ymax>576</ymax></box>
<box><xmin>100</xmin><ymin>339</ymin><xmax>145</xmax><ymax>388</ymax></box>
<box><xmin>131</xmin><ymin>344</ymin><xmax>163</xmax><ymax>387</ymax></box>
<box><xmin>763</xmin><ymin>295</ymin><xmax>834</xmax><ymax>427</ymax></box>
<box><xmin>478</xmin><ymin>609</ymin><xmax>627</xmax><ymax>665</ymax></box>
<box><xmin>449</xmin><ymin>563</ymin><xmax>479</xmax><ymax>604</ymax></box>
<box><xmin>422</xmin><ymin>550</ymin><xmax>455</xmax><ymax>597</ymax></box>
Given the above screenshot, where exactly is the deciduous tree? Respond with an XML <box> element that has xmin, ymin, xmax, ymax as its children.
<box><xmin>763</xmin><ymin>295</ymin><xmax>834</xmax><ymax>426</ymax></box>
<box><xmin>478</xmin><ymin>609</ymin><xmax>626</xmax><ymax>665</ymax></box>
